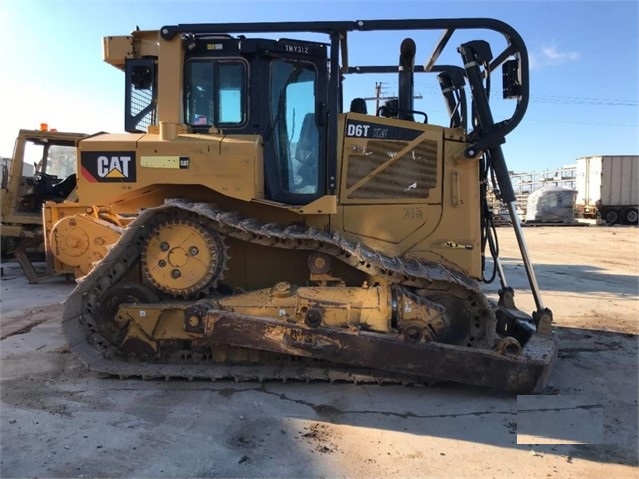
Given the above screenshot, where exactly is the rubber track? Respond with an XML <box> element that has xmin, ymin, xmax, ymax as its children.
<box><xmin>62</xmin><ymin>199</ymin><xmax>490</xmax><ymax>383</ymax></box>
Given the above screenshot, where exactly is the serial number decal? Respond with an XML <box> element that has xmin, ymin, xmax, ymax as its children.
<box><xmin>284</xmin><ymin>44</ymin><xmax>309</xmax><ymax>54</ymax></box>
<box><xmin>140</xmin><ymin>156</ymin><xmax>190</xmax><ymax>170</ymax></box>
<box><xmin>371</xmin><ymin>127</ymin><xmax>389</xmax><ymax>139</ymax></box>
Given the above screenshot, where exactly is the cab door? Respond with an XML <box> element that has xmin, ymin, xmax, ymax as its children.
<box><xmin>257</xmin><ymin>41</ymin><xmax>329</xmax><ymax>205</ymax></box>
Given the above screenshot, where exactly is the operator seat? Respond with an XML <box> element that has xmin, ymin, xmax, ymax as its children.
<box><xmin>50</xmin><ymin>173</ymin><xmax>77</xmax><ymax>200</ymax></box>
<box><xmin>33</xmin><ymin>173</ymin><xmax>77</xmax><ymax>210</ymax></box>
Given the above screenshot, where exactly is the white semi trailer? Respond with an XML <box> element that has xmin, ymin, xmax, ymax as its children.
<box><xmin>575</xmin><ymin>155</ymin><xmax>638</xmax><ymax>225</ymax></box>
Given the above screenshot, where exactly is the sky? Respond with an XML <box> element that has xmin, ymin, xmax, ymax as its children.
<box><xmin>0</xmin><ymin>0</ymin><xmax>637</xmax><ymax>175</ymax></box>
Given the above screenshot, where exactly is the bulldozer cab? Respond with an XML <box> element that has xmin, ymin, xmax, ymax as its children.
<box><xmin>123</xmin><ymin>35</ymin><xmax>329</xmax><ymax>205</ymax></box>
<box><xmin>182</xmin><ymin>37</ymin><xmax>328</xmax><ymax>203</ymax></box>
<box><xmin>1</xmin><ymin>129</ymin><xmax>85</xmax><ymax>226</ymax></box>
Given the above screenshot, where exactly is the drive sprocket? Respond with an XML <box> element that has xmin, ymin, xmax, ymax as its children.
<box><xmin>141</xmin><ymin>216</ymin><xmax>227</xmax><ymax>297</ymax></box>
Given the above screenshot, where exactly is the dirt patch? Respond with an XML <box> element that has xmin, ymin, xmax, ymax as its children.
<box><xmin>1</xmin><ymin>304</ymin><xmax>64</xmax><ymax>339</ymax></box>
<box><xmin>300</xmin><ymin>422</ymin><xmax>339</xmax><ymax>454</ymax></box>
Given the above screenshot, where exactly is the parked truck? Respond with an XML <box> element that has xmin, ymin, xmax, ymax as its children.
<box><xmin>575</xmin><ymin>155</ymin><xmax>639</xmax><ymax>225</ymax></box>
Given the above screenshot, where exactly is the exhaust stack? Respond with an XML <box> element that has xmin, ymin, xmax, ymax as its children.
<box><xmin>398</xmin><ymin>38</ymin><xmax>416</xmax><ymax>121</ymax></box>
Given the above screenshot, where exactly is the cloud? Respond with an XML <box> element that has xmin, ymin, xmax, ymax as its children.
<box><xmin>530</xmin><ymin>44</ymin><xmax>579</xmax><ymax>69</ymax></box>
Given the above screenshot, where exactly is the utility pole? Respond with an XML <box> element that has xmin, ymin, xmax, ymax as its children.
<box><xmin>375</xmin><ymin>82</ymin><xmax>383</xmax><ymax>112</ymax></box>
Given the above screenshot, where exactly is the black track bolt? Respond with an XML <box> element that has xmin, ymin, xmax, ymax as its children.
<box><xmin>158</xmin><ymin>260</ymin><xmax>167</xmax><ymax>267</ymax></box>
<box><xmin>189</xmin><ymin>247</ymin><xmax>199</xmax><ymax>256</ymax></box>
<box><xmin>160</xmin><ymin>242</ymin><xmax>170</xmax><ymax>252</ymax></box>
<box><xmin>171</xmin><ymin>269</ymin><xmax>181</xmax><ymax>279</ymax></box>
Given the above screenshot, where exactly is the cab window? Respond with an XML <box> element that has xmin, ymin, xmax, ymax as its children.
<box><xmin>184</xmin><ymin>60</ymin><xmax>247</xmax><ymax>127</ymax></box>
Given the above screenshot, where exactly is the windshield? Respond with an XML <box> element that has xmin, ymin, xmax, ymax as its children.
<box><xmin>24</xmin><ymin>142</ymin><xmax>76</xmax><ymax>178</ymax></box>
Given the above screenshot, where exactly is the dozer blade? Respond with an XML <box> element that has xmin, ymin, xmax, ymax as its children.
<box><xmin>64</xmin><ymin>304</ymin><xmax>557</xmax><ymax>392</ymax></box>
<box><xmin>202</xmin><ymin>310</ymin><xmax>558</xmax><ymax>393</ymax></box>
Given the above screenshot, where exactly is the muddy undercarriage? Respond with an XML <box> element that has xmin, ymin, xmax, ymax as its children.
<box><xmin>62</xmin><ymin>200</ymin><xmax>557</xmax><ymax>393</ymax></box>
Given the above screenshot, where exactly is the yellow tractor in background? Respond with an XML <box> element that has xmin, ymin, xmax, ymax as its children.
<box><xmin>55</xmin><ymin>18</ymin><xmax>558</xmax><ymax>392</ymax></box>
<box><xmin>1</xmin><ymin>127</ymin><xmax>86</xmax><ymax>282</ymax></box>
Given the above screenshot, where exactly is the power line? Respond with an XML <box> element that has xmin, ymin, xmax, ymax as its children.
<box><xmin>526</xmin><ymin>118</ymin><xmax>637</xmax><ymax>128</ymax></box>
<box><xmin>385</xmin><ymin>81</ymin><xmax>639</xmax><ymax>107</ymax></box>
<box><xmin>530</xmin><ymin>95</ymin><xmax>638</xmax><ymax>107</ymax></box>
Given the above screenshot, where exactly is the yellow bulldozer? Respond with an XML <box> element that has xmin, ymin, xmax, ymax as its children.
<box><xmin>54</xmin><ymin>18</ymin><xmax>558</xmax><ymax>392</ymax></box>
<box><xmin>1</xmin><ymin>127</ymin><xmax>86</xmax><ymax>282</ymax></box>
